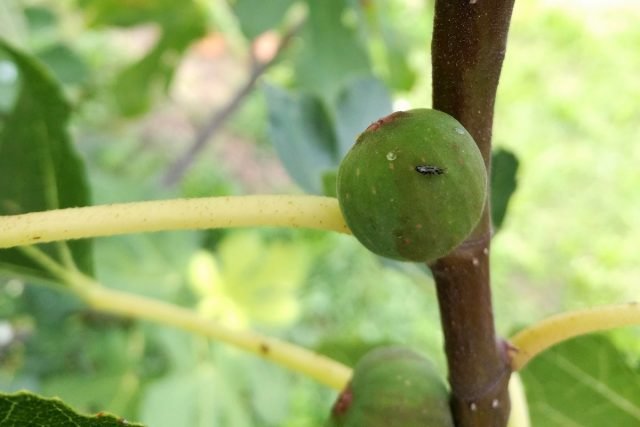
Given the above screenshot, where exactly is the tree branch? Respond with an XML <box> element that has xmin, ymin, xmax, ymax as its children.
<box><xmin>162</xmin><ymin>23</ymin><xmax>303</xmax><ymax>186</ymax></box>
<box><xmin>430</xmin><ymin>1</ymin><xmax>516</xmax><ymax>426</ymax></box>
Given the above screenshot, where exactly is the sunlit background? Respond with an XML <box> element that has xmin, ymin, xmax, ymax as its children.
<box><xmin>0</xmin><ymin>0</ymin><xmax>639</xmax><ymax>425</ymax></box>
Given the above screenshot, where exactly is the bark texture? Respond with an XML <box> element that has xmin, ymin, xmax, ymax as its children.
<box><xmin>430</xmin><ymin>0</ymin><xmax>516</xmax><ymax>426</ymax></box>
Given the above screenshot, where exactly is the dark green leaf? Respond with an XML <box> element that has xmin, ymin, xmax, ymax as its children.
<box><xmin>36</xmin><ymin>43</ymin><xmax>88</xmax><ymax>85</ymax></box>
<box><xmin>232</xmin><ymin>0</ymin><xmax>295</xmax><ymax>39</ymax></box>
<box><xmin>334</xmin><ymin>76</ymin><xmax>392</xmax><ymax>157</ymax></box>
<box><xmin>0</xmin><ymin>391</ymin><xmax>143</xmax><ymax>426</ymax></box>
<box><xmin>24</xmin><ymin>6</ymin><xmax>57</xmax><ymax>31</ymax></box>
<box><xmin>0</xmin><ymin>40</ymin><xmax>93</xmax><ymax>279</ymax></box>
<box><xmin>520</xmin><ymin>334</ymin><xmax>640</xmax><ymax>427</ymax></box>
<box><xmin>77</xmin><ymin>0</ymin><xmax>190</xmax><ymax>28</ymax></box>
<box><xmin>112</xmin><ymin>41</ymin><xmax>169</xmax><ymax>117</ymax></box>
<box><xmin>265</xmin><ymin>84</ymin><xmax>337</xmax><ymax>194</ymax></box>
<box><xmin>295</xmin><ymin>0</ymin><xmax>370</xmax><ymax>99</ymax></box>
<box><xmin>491</xmin><ymin>148</ymin><xmax>518</xmax><ymax>231</ymax></box>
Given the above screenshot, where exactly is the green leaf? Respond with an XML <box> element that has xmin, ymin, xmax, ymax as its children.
<box><xmin>334</xmin><ymin>76</ymin><xmax>392</xmax><ymax>157</ymax></box>
<box><xmin>232</xmin><ymin>0</ymin><xmax>295</xmax><ymax>39</ymax></box>
<box><xmin>380</xmin><ymin>28</ymin><xmax>417</xmax><ymax>92</ymax></box>
<box><xmin>77</xmin><ymin>0</ymin><xmax>190</xmax><ymax>28</ymax></box>
<box><xmin>35</xmin><ymin>43</ymin><xmax>88</xmax><ymax>86</ymax></box>
<box><xmin>112</xmin><ymin>6</ymin><xmax>206</xmax><ymax>116</ymax></box>
<box><xmin>0</xmin><ymin>391</ymin><xmax>143</xmax><ymax>426</ymax></box>
<box><xmin>24</xmin><ymin>6</ymin><xmax>57</xmax><ymax>31</ymax></box>
<box><xmin>112</xmin><ymin>41</ymin><xmax>169</xmax><ymax>117</ymax></box>
<box><xmin>362</xmin><ymin>1</ymin><xmax>417</xmax><ymax>92</ymax></box>
<box><xmin>295</xmin><ymin>0</ymin><xmax>370</xmax><ymax>99</ymax></box>
<box><xmin>520</xmin><ymin>334</ymin><xmax>640</xmax><ymax>427</ymax></box>
<box><xmin>491</xmin><ymin>148</ymin><xmax>519</xmax><ymax>231</ymax></box>
<box><xmin>139</xmin><ymin>365</ymin><xmax>252</xmax><ymax>427</ymax></box>
<box><xmin>265</xmin><ymin>77</ymin><xmax>391</xmax><ymax>194</ymax></box>
<box><xmin>0</xmin><ymin>40</ymin><xmax>93</xmax><ymax>279</ymax></box>
<box><xmin>188</xmin><ymin>231</ymin><xmax>312</xmax><ymax>327</ymax></box>
<box><xmin>77</xmin><ymin>0</ymin><xmax>207</xmax><ymax>116</ymax></box>
<box><xmin>265</xmin><ymin>84</ymin><xmax>337</xmax><ymax>194</ymax></box>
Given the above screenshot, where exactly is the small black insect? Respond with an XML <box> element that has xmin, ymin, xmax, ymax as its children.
<box><xmin>415</xmin><ymin>165</ymin><xmax>446</xmax><ymax>176</ymax></box>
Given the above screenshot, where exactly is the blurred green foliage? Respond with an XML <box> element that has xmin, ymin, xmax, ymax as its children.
<box><xmin>0</xmin><ymin>0</ymin><xmax>639</xmax><ymax>426</ymax></box>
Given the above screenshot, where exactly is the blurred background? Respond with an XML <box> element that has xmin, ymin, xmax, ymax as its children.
<box><xmin>0</xmin><ymin>0</ymin><xmax>639</xmax><ymax>425</ymax></box>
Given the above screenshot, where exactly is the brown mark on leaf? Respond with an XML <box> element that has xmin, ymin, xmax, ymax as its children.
<box><xmin>332</xmin><ymin>383</ymin><xmax>354</xmax><ymax>416</ymax></box>
<box><xmin>32</xmin><ymin>236</ymin><xmax>41</xmax><ymax>241</ymax></box>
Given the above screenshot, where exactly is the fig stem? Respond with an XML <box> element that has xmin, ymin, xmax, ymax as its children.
<box><xmin>510</xmin><ymin>302</ymin><xmax>640</xmax><ymax>370</ymax></box>
<box><xmin>431</xmin><ymin>0</ymin><xmax>516</xmax><ymax>425</ymax></box>
<box><xmin>84</xmin><ymin>284</ymin><xmax>353</xmax><ymax>390</ymax></box>
<box><xmin>17</xmin><ymin>245</ymin><xmax>354</xmax><ymax>391</ymax></box>
<box><xmin>0</xmin><ymin>195</ymin><xmax>350</xmax><ymax>249</ymax></box>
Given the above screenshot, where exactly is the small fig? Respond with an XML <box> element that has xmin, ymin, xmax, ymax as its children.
<box><xmin>336</xmin><ymin>109</ymin><xmax>487</xmax><ymax>262</ymax></box>
<box><xmin>327</xmin><ymin>346</ymin><xmax>454</xmax><ymax>427</ymax></box>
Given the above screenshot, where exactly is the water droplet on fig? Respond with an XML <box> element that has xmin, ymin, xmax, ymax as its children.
<box><xmin>454</xmin><ymin>127</ymin><xmax>465</xmax><ymax>135</ymax></box>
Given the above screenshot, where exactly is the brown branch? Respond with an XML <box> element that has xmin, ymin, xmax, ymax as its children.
<box><xmin>430</xmin><ymin>1</ymin><xmax>516</xmax><ymax>426</ymax></box>
<box><xmin>162</xmin><ymin>23</ymin><xmax>302</xmax><ymax>186</ymax></box>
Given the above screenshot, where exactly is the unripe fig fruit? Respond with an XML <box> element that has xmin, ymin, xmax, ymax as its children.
<box><xmin>327</xmin><ymin>346</ymin><xmax>454</xmax><ymax>427</ymax></box>
<box><xmin>337</xmin><ymin>109</ymin><xmax>487</xmax><ymax>262</ymax></box>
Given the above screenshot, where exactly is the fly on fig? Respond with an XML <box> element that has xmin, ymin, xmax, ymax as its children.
<box><xmin>415</xmin><ymin>165</ymin><xmax>445</xmax><ymax>176</ymax></box>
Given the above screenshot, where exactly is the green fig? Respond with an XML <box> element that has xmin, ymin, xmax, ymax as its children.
<box><xmin>336</xmin><ymin>109</ymin><xmax>487</xmax><ymax>262</ymax></box>
<box><xmin>327</xmin><ymin>346</ymin><xmax>454</xmax><ymax>427</ymax></box>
